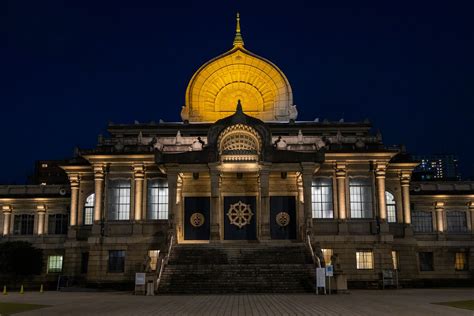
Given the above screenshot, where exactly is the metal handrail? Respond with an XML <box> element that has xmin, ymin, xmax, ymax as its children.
<box><xmin>306</xmin><ymin>234</ymin><xmax>321</xmax><ymax>268</ymax></box>
<box><xmin>155</xmin><ymin>233</ymin><xmax>174</xmax><ymax>292</ymax></box>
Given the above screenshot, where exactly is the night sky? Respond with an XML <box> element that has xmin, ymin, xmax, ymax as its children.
<box><xmin>2</xmin><ymin>1</ymin><xmax>473</xmax><ymax>183</ymax></box>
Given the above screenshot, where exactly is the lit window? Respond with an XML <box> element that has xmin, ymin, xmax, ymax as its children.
<box><xmin>321</xmin><ymin>248</ymin><xmax>333</xmax><ymax>266</ymax></box>
<box><xmin>311</xmin><ymin>178</ymin><xmax>333</xmax><ymax>218</ymax></box>
<box><xmin>84</xmin><ymin>193</ymin><xmax>95</xmax><ymax>225</ymax></box>
<box><xmin>41</xmin><ymin>164</ymin><xmax>48</xmax><ymax>168</ymax></box>
<box><xmin>148</xmin><ymin>250</ymin><xmax>160</xmax><ymax>271</ymax></box>
<box><xmin>47</xmin><ymin>255</ymin><xmax>63</xmax><ymax>273</ymax></box>
<box><xmin>391</xmin><ymin>251</ymin><xmax>398</xmax><ymax>270</ymax></box>
<box><xmin>419</xmin><ymin>252</ymin><xmax>434</xmax><ymax>271</ymax></box>
<box><xmin>108</xmin><ymin>180</ymin><xmax>131</xmax><ymax>220</ymax></box>
<box><xmin>48</xmin><ymin>214</ymin><xmax>68</xmax><ymax>234</ymax></box>
<box><xmin>411</xmin><ymin>211</ymin><xmax>433</xmax><ymax>233</ymax></box>
<box><xmin>446</xmin><ymin>211</ymin><xmax>468</xmax><ymax>233</ymax></box>
<box><xmin>147</xmin><ymin>179</ymin><xmax>168</xmax><ymax>220</ymax></box>
<box><xmin>13</xmin><ymin>214</ymin><xmax>34</xmax><ymax>235</ymax></box>
<box><xmin>356</xmin><ymin>251</ymin><xmax>374</xmax><ymax>269</ymax></box>
<box><xmin>454</xmin><ymin>252</ymin><xmax>468</xmax><ymax>271</ymax></box>
<box><xmin>385</xmin><ymin>191</ymin><xmax>396</xmax><ymax>223</ymax></box>
<box><xmin>349</xmin><ymin>178</ymin><xmax>373</xmax><ymax>218</ymax></box>
<box><xmin>40</xmin><ymin>182</ymin><xmax>47</xmax><ymax>186</ymax></box>
<box><xmin>108</xmin><ymin>250</ymin><xmax>125</xmax><ymax>273</ymax></box>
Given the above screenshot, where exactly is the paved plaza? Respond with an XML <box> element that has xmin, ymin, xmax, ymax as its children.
<box><xmin>0</xmin><ymin>288</ymin><xmax>473</xmax><ymax>315</ymax></box>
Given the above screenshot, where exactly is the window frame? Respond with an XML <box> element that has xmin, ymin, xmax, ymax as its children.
<box><xmin>48</xmin><ymin>213</ymin><xmax>68</xmax><ymax>235</ymax></box>
<box><xmin>83</xmin><ymin>193</ymin><xmax>95</xmax><ymax>225</ymax></box>
<box><xmin>446</xmin><ymin>211</ymin><xmax>468</xmax><ymax>233</ymax></box>
<box><xmin>107</xmin><ymin>179</ymin><xmax>131</xmax><ymax>221</ymax></box>
<box><xmin>147</xmin><ymin>178</ymin><xmax>169</xmax><ymax>220</ymax></box>
<box><xmin>311</xmin><ymin>178</ymin><xmax>334</xmax><ymax>219</ymax></box>
<box><xmin>349</xmin><ymin>177</ymin><xmax>374</xmax><ymax>219</ymax></box>
<box><xmin>13</xmin><ymin>214</ymin><xmax>35</xmax><ymax>235</ymax></box>
<box><xmin>454</xmin><ymin>252</ymin><xmax>468</xmax><ymax>271</ymax></box>
<box><xmin>418</xmin><ymin>252</ymin><xmax>434</xmax><ymax>271</ymax></box>
<box><xmin>356</xmin><ymin>250</ymin><xmax>374</xmax><ymax>270</ymax></box>
<box><xmin>411</xmin><ymin>210</ymin><xmax>434</xmax><ymax>233</ymax></box>
<box><xmin>47</xmin><ymin>255</ymin><xmax>64</xmax><ymax>273</ymax></box>
<box><xmin>385</xmin><ymin>191</ymin><xmax>397</xmax><ymax>223</ymax></box>
<box><xmin>108</xmin><ymin>250</ymin><xmax>126</xmax><ymax>273</ymax></box>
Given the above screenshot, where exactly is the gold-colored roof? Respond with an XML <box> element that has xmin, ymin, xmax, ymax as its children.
<box><xmin>183</xmin><ymin>13</ymin><xmax>294</xmax><ymax>123</ymax></box>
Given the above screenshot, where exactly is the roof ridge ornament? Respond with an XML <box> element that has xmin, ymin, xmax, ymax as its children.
<box><xmin>233</xmin><ymin>12</ymin><xmax>244</xmax><ymax>47</ymax></box>
<box><xmin>236</xmin><ymin>99</ymin><xmax>243</xmax><ymax>113</ymax></box>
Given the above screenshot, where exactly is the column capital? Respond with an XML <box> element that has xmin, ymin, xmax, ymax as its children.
<box><xmin>133</xmin><ymin>163</ymin><xmax>145</xmax><ymax>179</ymax></box>
<box><xmin>68</xmin><ymin>174</ymin><xmax>80</xmax><ymax>187</ymax></box>
<box><xmin>36</xmin><ymin>204</ymin><xmax>47</xmax><ymax>214</ymax></box>
<box><xmin>374</xmin><ymin>162</ymin><xmax>387</xmax><ymax>178</ymax></box>
<box><xmin>93</xmin><ymin>164</ymin><xmax>106</xmax><ymax>179</ymax></box>
<box><xmin>399</xmin><ymin>170</ymin><xmax>411</xmax><ymax>186</ymax></box>
<box><xmin>2</xmin><ymin>205</ymin><xmax>12</xmax><ymax>213</ymax></box>
<box><xmin>334</xmin><ymin>162</ymin><xmax>347</xmax><ymax>178</ymax></box>
<box><xmin>468</xmin><ymin>201</ymin><xmax>474</xmax><ymax>209</ymax></box>
<box><xmin>435</xmin><ymin>201</ymin><xmax>445</xmax><ymax>210</ymax></box>
<box><xmin>300</xmin><ymin>162</ymin><xmax>317</xmax><ymax>175</ymax></box>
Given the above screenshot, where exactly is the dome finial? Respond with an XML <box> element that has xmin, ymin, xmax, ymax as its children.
<box><xmin>236</xmin><ymin>99</ymin><xmax>243</xmax><ymax>113</ymax></box>
<box><xmin>233</xmin><ymin>12</ymin><xmax>244</xmax><ymax>47</ymax></box>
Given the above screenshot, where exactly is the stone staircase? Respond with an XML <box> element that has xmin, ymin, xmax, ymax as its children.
<box><xmin>158</xmin><ymin>243</ymin><xmax>315</xmax><ymax>294</ymax></box>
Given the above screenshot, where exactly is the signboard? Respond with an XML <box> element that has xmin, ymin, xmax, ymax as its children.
<box><xmin>135</xmin><ymin>273</ymin><xmax>146</xmax><ymax>285</ymax></box>
<box><xmin>325</xmin><ymin>265</ymin><xmax>334</xmax><ymax>277</ymax></box>
<box><xmin>316</xmin><ymin>268</ymin><xmax>326</xmax><ymax>288</ymax></box>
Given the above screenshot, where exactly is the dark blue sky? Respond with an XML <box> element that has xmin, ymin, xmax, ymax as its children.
<box><xmin>1</xmin><ymin>1</ymin><xmax>473</xmax><ymax>183</ymax></box>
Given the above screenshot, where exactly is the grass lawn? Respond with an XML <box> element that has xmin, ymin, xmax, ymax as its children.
<box><xmin>0</xmin><ymin>302</ymin><xmax>49</xmax><ymax>315</ymax></box>
<box><xmin>434</xmin><ymin>300</ymin><xmax>474</xmax><ymax>311</ymax></box>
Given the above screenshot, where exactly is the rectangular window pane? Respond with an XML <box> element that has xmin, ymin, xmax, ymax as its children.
<box><xmin>48</xmin><ymin>214</ymin><xmax>68</xmax><ymax>235</ymax></box>
<box><xmin>356</xmin><ymin>251</ymin><xmax>374</xmax><ymax>269</ymax></box>
<box><xmin>147</xmin><ymin>179</ymin><xmax>169</xmax><ymax>220</ymax></box>
<box><xmin>108</xmin><ymin>180</ymin><xmax>131</xmax><ymax>221</ymax></box>
<box><xmin>321</xmin><ymin>248</ymin><xmax>333</xmax><ymax>266</ymax></box>
<box><xmin>148</xmin><ymin>250</ymin><xmax>160</xmax><ymax>271</ymax></box>
<box><xmin>446</xmin><ymin>211</ymin><xmax>467</xmax><ymax>233</ymax></box>
<box><xmin>350</xmin><ymin>179</ymin><xmax>373</xmax><ymax>218</ymax></box>
<box><xmin>454</xmin><ymin>252</ymin><xmax>467</xmax><ymax>271</ymax></box>
<box><xmin>311</xmin><ymin>178</ymin><xmax>333</xmax><ymax>219</ymax></box>
<box><xmin>419</xmin><ymin>252</ymin><xmax>434</xmax><ymax>271</ymax></box>
<box><xmin>47</xmin><ymin>255</ymin><xmax>63</xmax><ymax>273</ymax></box>
<box><xmin>412</xmin><ymin>211</ymin><xmax>433</xmax><ymax>233</ymax></box>
<box><xmin>13</xmin><ymin>214</ymin><xmax>34</xmax><ymax>235</ymax></box>
<box><xmin>391</xmin><ymin>251</ymin><xmax>398</xmax><ymax>270</ymax></box>
<box><xmin>108</xmin><ymin>250</ymin><xmax>125</xmax><ymax>273</ymax></box>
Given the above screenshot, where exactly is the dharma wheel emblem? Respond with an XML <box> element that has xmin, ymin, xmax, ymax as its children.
<box><xmin>190</xmin><ymin>212</ymin><xmax>205</xmax><ymax>228</ymax></box>
<box><xmin>276</xmin><ymin>212</ymin><xmax>290</xmax><ymax>227</ymax></box>
<box><xmin>227</xmin><ymin>201</ymin><xmax>254</xmax><ymax>229</ymax></box>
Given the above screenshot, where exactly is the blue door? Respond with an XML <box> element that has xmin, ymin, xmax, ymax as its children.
<box><xmin>224</xmin><ymin>196</ymin><xmax>257</xmax><ymax>240</ymax></box>
<box><xmin>270</xmin><ymin>196</ymin><xmax>297</xmax><ymax>239</ymax></box>
<box><xmin>184</xmin><ymin>197</ymin><xmax>210</xmax><ymax>240</ymax></box>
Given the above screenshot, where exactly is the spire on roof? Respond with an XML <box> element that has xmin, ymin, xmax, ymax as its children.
<box><xmin>233</xmin><ymin>12</ymin><xmax>244</xmax><ymax>47</ymax></box>
<box><xmin>236</xmin><ymin>99</ymin><xmax>243</xmax><ymax>113</ymax></box>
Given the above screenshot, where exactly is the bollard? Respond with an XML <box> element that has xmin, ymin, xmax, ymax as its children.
<box><xmin>20</xmin><ymin>285</ymin><xmax>24</xmax><ymax>294</ymax></box>
<box><xmin>2</xmin><ymin>285</ymin><xmax>7</xmax><ymax>295</ymax></box>
<box><xmin>40</xmin><ymin>284</ymin><xmax>44</xmax><ymax>293</ymax></box>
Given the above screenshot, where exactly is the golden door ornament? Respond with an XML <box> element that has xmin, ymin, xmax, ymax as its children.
<box><xmin>276</xmin><ymin>212</ymin><xmax>290</xmax><ymax>227</ymax></box>
<box><xmin>190</xmin><ymin>212</ymin><xmax>205</xmax><ymax>228</ymax></box>
<box><xmin>227</xmin><ymin>201</ymin><xmax>254</xmax><ymax>229</ymax></box>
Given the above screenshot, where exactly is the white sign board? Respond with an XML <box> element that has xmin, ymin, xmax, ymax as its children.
<box><xmin>135</xmin><ymin>272</ymin><xmax>146</xmax><ymax>285</ymax></box>
<box><xmin>325</xmin><ymin>265</ymin><xmax>334</xmax><ymax>277</ymax></box>
<box><xmin>316</xmin><ymin>268</ymin><xmax>326</xmax><ymax>288</ymax></box>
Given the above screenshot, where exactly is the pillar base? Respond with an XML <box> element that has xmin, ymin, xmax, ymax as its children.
<box><xmin>210</xmin><ymin>224</ymin><xmax>221</xmax><ymax>240</ymax></box>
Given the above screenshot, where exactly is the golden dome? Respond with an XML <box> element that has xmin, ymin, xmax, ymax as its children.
<box><xmin>182</xmin><ymin>14</ymin><xmax>295</xmax><ymax>123</ymax></box>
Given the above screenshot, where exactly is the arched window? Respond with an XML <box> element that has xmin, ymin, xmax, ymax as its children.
<box><xmin>217</xmin><ymin>124</ymin><xmax>261</xmax><ymax>162</ymax></box>
<box><xmin>385</xmin><ymin>191</ymin><xmax>397</xmax><ymax>223</ymax></box>
<box><xmin>84</xmin><ymin>193</ymin><xmax>95</xmax><ymax>225</ymax></box>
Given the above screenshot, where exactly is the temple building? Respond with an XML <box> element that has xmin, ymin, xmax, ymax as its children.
<box><xmin>1</xmin><ymin>15</ymin><xmax>473</xmax><ymax>292</ymax></box>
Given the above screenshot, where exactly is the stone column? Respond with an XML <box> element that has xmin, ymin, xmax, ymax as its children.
<box><xmin>68</xmin><ymin>174</ymin><xmax>80</xmax><ymax>226</ymax></box>
<box><xmin>435</xmin><ymin>201</ymin><xmax>445</xmax><ymax>233</ymax></box>
<box><xmin>209</xmin><ymin>165</ymin><xmax>221</xmax><ymax>240</ymax></box>
<box><xmin>93</xmin><ymin>164</ymin><xmax>106</xmax><ymax>222</ymax></box>
<box><xmin>259</xmin><ymin>167</ymin><xmax>271</xmax><ymax>240</ymax></box>
<box><xmin>335</xmin><ymin>163</ymin><xmax>347</xmax><ymax>220</ymax></box>
<box><xmin>375</xmin><ymin>163</ymin><xmax>387</xmax><ymax>221</ymax></box>
<box><xmin>133</xmin><ymin>164</ymin><xmax>145</xmax><ymax>221</ymax></box>
<box><xmin>2</xmin><ymin>206</ymin><xmax>12</xmax><ymax>236</ymax></box>
<box><xmin>167</xmin><ymin>168</ymin><xmax>179</xmax><ymax>239</ymax></box>
<box><xmin>37</xmin><ymin>205</ymin><xmax>46</xmax><ymax>235</ymax></box>
<box><xmin>400</xmin><ymin>171</ymin><xmax>411</xmax><ymax>225</ymax></box>
<box><xmin>301</xmin><ymin>162</ymin><xmax>316</xmax><ymax>235</ymax></box>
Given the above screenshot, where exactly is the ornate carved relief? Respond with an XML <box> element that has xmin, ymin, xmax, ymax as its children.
<box><xmin>227</xmin><ymin>201</ymin><xmax>254</xmax><ymax>229</ymax></box>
